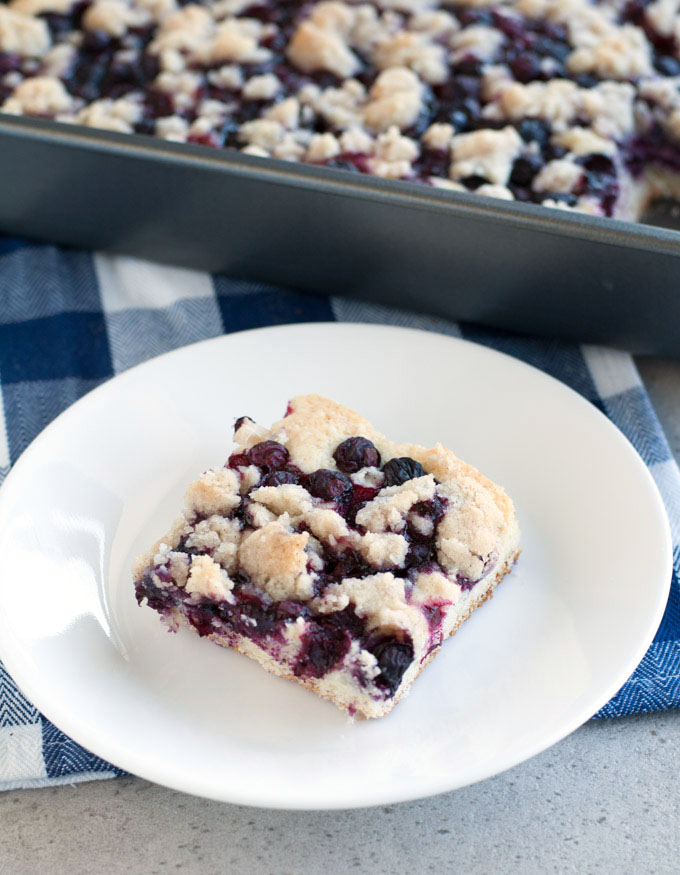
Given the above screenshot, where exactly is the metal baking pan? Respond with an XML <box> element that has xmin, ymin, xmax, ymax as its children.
<box><xmin>1</xmin><ymin>111</ymin><xmax>680</xmax><ymax>356</ymax></box>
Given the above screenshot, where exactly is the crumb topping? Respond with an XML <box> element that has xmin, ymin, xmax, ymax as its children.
<box><xmin>0</xmin><ymin>5</ymin><xmax>50</xmax><ymax>56</ymax></box>
<box><xmin>450</xmin><ymin>125</ymin><xmax>523</xmax><ymax>184</ymax></box>
<box><xmin>238</xmin><ymin>518</ymin><xmax>315</xmax><ymax>600</ymax></box>
<box><xmin>4</xmin><ymin>74</ymin><xmax>72</xmax><ymax>113</ymax></box>
<box><xmin>185</xmin><ymin>467</ymin><xmax>241</xmax><ymax>517</ymax></box>
<box><xmin>186</xmin><ymin>554</ymin><xmax>235</xmax><ymax>601</ymax></box>
<box><xmin>5</xmin><ymin>0</ymin><xmax>680</xmax><ymax>217</ymax></box>
<box><xmin>82</xmin><ymin>0</ymin><xmax>151</xmax><ymax>38</ymax></box>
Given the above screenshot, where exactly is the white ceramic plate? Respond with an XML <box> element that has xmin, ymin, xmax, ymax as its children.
<box><xmin>0</xmin><ymin>324</ymin><xmax>671</xmax><ymax>809</ymax></box>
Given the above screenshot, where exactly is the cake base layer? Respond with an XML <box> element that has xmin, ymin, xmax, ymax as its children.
<box><xmin>155</xmin><ymin>545</ymin><xmax>520</xmax><ymax>719</ymax></box>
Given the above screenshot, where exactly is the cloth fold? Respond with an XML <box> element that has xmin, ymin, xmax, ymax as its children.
<box><xmin>1</xmin><ymin>238</ymin><xmax>679</xmax><ymax>790</ymax></box>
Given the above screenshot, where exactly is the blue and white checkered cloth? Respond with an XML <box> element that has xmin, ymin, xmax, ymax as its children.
<box><xmin>1</xmin><ymin>236</ymin><xmax>679</xmax><ymax>790</ymax></box>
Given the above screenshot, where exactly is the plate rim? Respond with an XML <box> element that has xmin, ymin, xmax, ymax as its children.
<box><xmin>0</xmin><ymin>322</ymin><xmax>673</xmax><ymax>809</ymax></box>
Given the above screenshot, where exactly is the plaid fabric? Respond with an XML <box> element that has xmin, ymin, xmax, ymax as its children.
<box><xmin>1</xmin><ymin>237</ymin><xmax>679</xmax><ymax>790</ymax></box>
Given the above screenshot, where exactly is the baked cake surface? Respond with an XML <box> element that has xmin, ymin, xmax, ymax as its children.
<box><xmin>3</xmin><ymin>0</ymin><xmax>680</xmax><ymax>219</ymax></box>
<box><xmin>133</xmin><ymin>394</ymin><xmax>520</xmax><ymax>719</ymax></box>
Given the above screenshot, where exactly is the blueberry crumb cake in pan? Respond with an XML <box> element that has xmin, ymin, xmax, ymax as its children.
<box><xmin>133</xmin><ymin>395</ymin><xmax>520</xmax><ymax>718</ymax></box>
<box><xmin>4</xmin><ymin>0</ymin><xmax>680</xmax><ymax>218</ymax></box>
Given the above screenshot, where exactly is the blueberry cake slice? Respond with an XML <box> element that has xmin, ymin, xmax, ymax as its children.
<box><xmin>4</xmin><ymin>0</ymin><xmax>680</xmax><ymax>219</ymax></box>
<box><xmin>133</xmin><ymin>395</ymin><xmax>520</xmax><ymax>719</ymax></box>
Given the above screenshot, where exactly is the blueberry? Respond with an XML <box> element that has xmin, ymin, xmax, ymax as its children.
<box><xmin>621</xmin><ymin>0</ymin><xmax>646</xmax><ymax>23</ymax></box>
<box><xmin>247</xmin><ymin>440</ymin><xmax>289</xmax><ymax>469</ymax></box>
<box><xmin>307</xmin><ymin>469</ymin><xmax>353</xmax><ymax>500</ymax></box>
<box><xmin>81</xmin><ymin>29</ymin><xmax>114</xmax><ymax>52</ymax></box>
<box><xmin>141</xmin><ymin>54</ymin><xmax>160</xmax><ymax>83</ymax></box>
<box><xmin>510</xmin><ymin>154</ymin><xmax>543</xmax><ymax>187</ymax></box>
<box><xmin>329</xmin><ymin>547</ymin><xmax>371</xmax><ymax>580</ymax></box>
<box><xmin>540</xmin><ymin>22</ymin><xmax>569</xmax><ymax>42</ymax></box>
<box><xmin>655</xmin><ymin>55</ymin><xmax>680</xmax><ymax>77</ymax></box>
<box><xmin>449</xmin><ymin>109</ymin><xmax>472</xmax><ymax>132</ymax></box>
<box><xmin>415</xmin><ymin>148</ymin><xmax>450</xmax><ymax>178</ymax></box>
<box><xmin>333</xmin><ymin>436</ymin><xmax>381</xmax><ymax>473</ymax></box>
<box><xmin>456</xmin><ymin>573</ymin><xmax>477</xmax><ymax>592</ymax></box>
<box><xmin>455</xmin><ymin>76</ymin><xmax>482</xmax><ymax>100</ymax></box>
<box><xmin>544</xmin><ymin>143</ymin><xmax>568</xmax><ymax>162</ymax></box>
<box><xmin>71</xmin><ymin>59</ymin><xmax>108</xmax><ymax>101</ymax></box>
<box><xmin>42</xmin><ymin>12</ymin><xmax>75</xmax><ymax>40</ymax></box>
<box><xmin>461</xmin><ymin>94</ymin><xmax>481</xmax><ymax>118</ymax></box>
<box><xmin>461</xmin><ymin>175</ymin><xmax>488</xmax><ymax>190</ymax></box>
<box><xmin>187</xmin><ymin>601</ymin><xmax>216</xmax><ymax>637</ymax></box>
<box><xmin>135</xmin><ymin>574</ymin><xmax>174</xmax><ymax>612</ymax></box>
<box><xmin>107</xmin><ymin>57</ymin><xmax>138</xmax><ymax>84</ymax></box>
<box><xmin>457</xmin><ymin>8</ymin><xmax>493</xmax><ymax>27</ymax></box>
<box><xmin>440</xmin><ymin>75</ymin><xmax>480</xmax><ymax>104</ymax></box>
<box><xmin>261</xmin><ymin>28</ymin><xmax>288</xmax><ymax>50</ymax></box>
<box><xmin>219</xmin><ymin>117</ymin><xmax>240</xmax><ymax>148</ymax></box>
<box><xmin>310</xmin><ymin>71</ymin><xmax>339</xmax><ymax>90</ymax></box>
<box><xmin>261</xmin><ymin>470</ymin><xmax>300</xmax><ymax>487</ymax></box>
<box><xmin>134</xmin><ymin>116</ymin><xmax>156</xmax><ymax>136</ymax></box>
<box><xmin>423</xmin><ymin>604</ymin><xmax>445</xmax><ymax>630</ymax></box>
<box><xmin>294</xmin><ymin>622</ymin><xmax>349</xmax><ymax>678</ymax></box>
<box><xmin>325</xmin><ymin>158</ymin><xmax>363</xmax><ymax>173</ymax></box>
<box><xmin>405</xmin><ymin>543</ymin><xmax>434</xmax><ymax>568</ymax></box>
<box><xmin>581</xmin><ymin>154</ymin><xmax>616</xmax><ymax>177</ymax></box>
<box><xmin>275</xmin><ymin>600</ymin><xmax>309</xmax><ymax>622</ymax></box>
<box><xmin>575</xmin><ymin>154</ymin><xmax>619</xmax><ymax>215</ymax></box>
<box><xmin>382</xmin><ymin>457</ymin><xmax>426</xmax><ymax>486</ymax></box>
<box><xmin>447</xmin><ymin>102</ymin><xmax>480</xmax><ymax>132</ymax></box>
<box><xmin>517</xmin><ymin>117</ymin><xmax>551</xmax><ymax>147</ymax></box>
<box><xmin>509</xmin><ymin>54</ymin><xmax>543</xmax><ymax>83</ymax></box>
<box><xmin>493</xmin><ymin>12</ymin><xmax>525</xmax><ymax>39</ymax></box>
<box><xmin>147</xmin><ymin>89</ymin><xmax>174</xmax><ymax>118</ymax></box>
<box><xmin>411</xmin><ymin>497</ymin><xmax>445</xmax><ymax>521</ymax></box>
<box><xmin>452</xmin><ymin>55</ymin><xmax>483</xmax><ymax>76</ymax></box>
<box><xmin>231</xmin><ymin>568</ymin><xmax>252</xmax><ymax>588</ymax></box>
<box><xmin>534</xmin><ymin>36</ymin><xmax>570</xmax><ymax>62</ymax></box>
<box><xmin>370</xmin><ymin>637</ymin><xmax>414</xmax><ymax>695</ymax></box>
<box><xmin>0</xmin><ymin>53</ymin><xmax>22</xmax><ymax>75</ymax></box>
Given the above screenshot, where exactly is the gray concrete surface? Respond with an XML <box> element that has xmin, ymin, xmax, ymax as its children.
<box><xmin>1</xmin><ymin>355</ymin><xmax>678</xmax><ymax>875</ymax></box>
<box><xmin>1</xmin><ymin>710</ymin><xmax>679</xmax><ymax>874</ymax></box>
